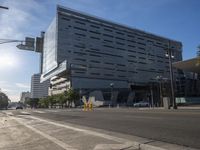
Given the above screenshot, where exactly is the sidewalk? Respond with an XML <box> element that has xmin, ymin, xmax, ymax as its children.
<box><xmin>0</xmin><ymin>112</ymin><xmax>138</xmax><ymax>150</ymax></box>
<box><xmin>1</xmin><ymin>111</ymin><xmax>198</xmax><ymax>150</ymax></box>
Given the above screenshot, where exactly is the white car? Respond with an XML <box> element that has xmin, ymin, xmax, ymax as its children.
<box><xmin>134</xmin><ymin>101</ymin><xmax>149</xmax><ymax>107</ymax></box>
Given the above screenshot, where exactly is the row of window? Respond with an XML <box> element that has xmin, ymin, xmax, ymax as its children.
<box><xmin>70</xmin><ymin>62</ymin><xmax>168</xmax><ymax>74</ymax></box>
<box><xmin>60</xmin><ymin>14</ymin><xmax>181</xmax><ymax>50</ymax></box>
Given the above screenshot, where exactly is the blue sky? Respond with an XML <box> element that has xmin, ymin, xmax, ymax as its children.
<box><xmin>0</xmin><ymin>0</ymin><xmax>200</xmax><ymax>101</ymax></box>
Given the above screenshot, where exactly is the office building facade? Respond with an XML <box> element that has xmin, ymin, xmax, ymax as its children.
<box><xmin>31</xmin><ymin>73</ymin><xmax>50</xmax><ymax>99</ymax></box>
<box><xmin>41</xmin><ymin>5</ymin><xmax>183</xmax><ymax>105</ymax></box>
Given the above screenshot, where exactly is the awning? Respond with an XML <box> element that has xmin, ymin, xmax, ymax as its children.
<box><xmin>173</xmin><ymin>57</ymin><xmax>200</xmax><ymax>73</ymax></box>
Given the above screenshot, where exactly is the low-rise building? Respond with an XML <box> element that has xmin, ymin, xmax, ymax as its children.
<box><xmin>20</xmin><ymin>91</ymin><xmax>30</xmax><ymax>103</ymax></box>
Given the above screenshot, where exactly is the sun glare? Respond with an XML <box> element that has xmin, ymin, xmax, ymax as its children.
<box><xmin>0</xmin><ymin>54</ymin><xmax>17</xmax><ymax>70</ymax></box>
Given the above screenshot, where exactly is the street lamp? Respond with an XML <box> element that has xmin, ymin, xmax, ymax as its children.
<box><xmin>156</xmin><ymin>75</ymin><xmax>163</xmax><ymax>107</ymax></box>
<box><xmin>166</xmin><ymin>41</ymin><xmax>177</xmax><ymax>109</ymax></box>
<box><xmin>110</xmin><ymin>83</ymin><xmax>114</xmax><ymax>106</ymax></box>
<box><xmin>0</xmin><ymin>6</ymin><xmax>9</xmax><ymax>10</ymax></box>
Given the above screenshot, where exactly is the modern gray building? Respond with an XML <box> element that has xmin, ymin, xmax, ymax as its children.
<box><xmin>31</xmin><ymin>73</ymin><xmax>50</xmax><ymax>99</ymax></box>
<box><xmin>40</xmin><ymin>5</ymin><xmax>183</xmax><ymax>105</ymax></box>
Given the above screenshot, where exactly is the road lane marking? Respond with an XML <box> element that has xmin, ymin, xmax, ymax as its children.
<box><xmin>4</xmin><ymin>112</ymin><xmax>13</xmax><ymax>116</ymax></box>
<box><xmin>93</xmin><ymin>143</ymin><xmax>136</xmax><ymax>150</ymax></box>
<box><xmin>21</xmin><ymin>111</ymin><xmax>31</xmax><ymax>115</ymax></box>
<box><xmin>12</xmin><ymin>117</ymin><xmax>77</xmax><ymax>150</ymax></box>
<box><xmin>45</xmin><ymin>110</ymin><xmax>59</xmax><ymax>112</ymax></box>
<box><xmin>33</xmin><ymin>110</ymin><xmax>45</xmax><ymax>113</ymax></box>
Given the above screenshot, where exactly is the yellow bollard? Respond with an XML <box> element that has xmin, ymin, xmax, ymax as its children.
<box><xmin>83</xmin><ymin>102</ymin><xmax>87</xmax><ymax>111</ymax></box>
<box><xmin>87</xmin><ymin>102</ymin><xmax>89</xmax><ymax>111</ymax></box>
<box><xmin>89</xmin><ymin>101</ymin><xmax>93</xmax><ymax>111</ymax></box>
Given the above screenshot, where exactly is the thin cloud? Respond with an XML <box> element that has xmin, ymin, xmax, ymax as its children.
<box><xmin>0</xmin><ymin>80</ymin><xmax>7</xmax><ymax>84</ymax></box>
<box><xmin>15</xmin><ymin>83</ymin><xmax>30</xmax><ymax>89</ymax></box>
<box><xmin>8</xmin><ymin>94</ymin><xmax>20</xmax><ymax>102</ymax></box>
<box><xmin>1</xmin><ymin>88</ymin><xmax>14</xmax><ymax>92</ymax></box>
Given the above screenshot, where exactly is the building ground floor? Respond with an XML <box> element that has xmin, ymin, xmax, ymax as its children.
<box><xmin>48</xmin><ymin>73</ymin><xmax>165</xmax><ymax>107</ymax></box>
<box><xmin>46</xmin><ymin>69</ymin><xmax>200</xmax><ymax>107</ymax></box>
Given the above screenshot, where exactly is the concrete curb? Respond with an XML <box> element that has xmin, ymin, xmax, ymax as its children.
<box><xmin>137</xmin><ymin>141</ymin><xmax>198</xmax><ymax>150</ymax></box>
<box><xmin>139</xmin><ymin>144</ymin><xmax>166</xmax><ymax>150</ymax></box>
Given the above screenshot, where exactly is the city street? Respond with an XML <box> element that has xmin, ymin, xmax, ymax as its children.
<box><xmin>1</xmin><ymin>1</ymin><xmax>200</xmax><ymax>150</ymax></box>
<box><xmin>0</xmin><ymin>108</ymin><xmax>200</xmax><ymax>150</ymax></box>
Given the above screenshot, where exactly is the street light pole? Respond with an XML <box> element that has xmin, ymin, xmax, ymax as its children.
<box><xmin>110</xmin><ymin>83</ymin><xmax>114</xmax><ymax>106</ymax></box>
<box><xmin>168</xmin><ymin>41</ymin><xmax>177</xmax><ymax>109</ymax></box>
<box><xmin>0</xmin><ymin>6</ymin><xmax>9</xmax><ymax>10</ymax></box>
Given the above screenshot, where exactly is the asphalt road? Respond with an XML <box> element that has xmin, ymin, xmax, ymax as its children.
<box><xmin>12</xmin><ymin>108</ymin><xmax>200</xmax><ymax>149</ymax></box>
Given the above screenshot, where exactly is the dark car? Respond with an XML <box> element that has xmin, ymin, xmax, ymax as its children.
<box><xmin>16</xmin><ymin>106</ymin><xmax>23</xmax><ymax>109</ymax></box>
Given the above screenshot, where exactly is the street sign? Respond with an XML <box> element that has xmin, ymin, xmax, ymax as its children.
<box><xmin>25</xmin><ymin>37</ymin><xmax>35</xmax><ymax>48</ymax></box>
<box><xmin>16</xmin><ymin>37</ymin><xmax>35</xmax><ymax>51</ymax></box>
<box><xmin>35</xmin><ymin>37</ymin><xmax>43</xmax><ymax>53</ymax></box>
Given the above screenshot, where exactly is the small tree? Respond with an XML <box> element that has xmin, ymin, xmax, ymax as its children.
<box><xmin>0</xmin><ymin>92</ymin><xmax>8</xmax><ymax>109</ymax></box>
<box><xmin>48</xmin><ymin>95</ymin><xmax>57</xmax><ymax>108</ymax></box>
<box><xmin>29</xmin><ymin>98</ymin><xmax>39</xmax><ymax>108</ymax></box>
<box><xmin>38</xmin><ymin>97</ymin><xmax>49</xmax><ymax>108</ymax></box>
<box><xmin>59</xmin><ymin>93</ymin><xmax>66</xmax><ymax>108</ymax></box>
<box><xmin>65</xmin><ymin>89</ymin><xmax>80</xmax><ymax>108</ymax></box>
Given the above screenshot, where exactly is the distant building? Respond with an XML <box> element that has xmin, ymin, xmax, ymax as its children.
<box><xmin>20</xmin><ymin>91</ymin><xmax>30</xmax><ymax>103</ymax></box>
<box><xmin>197</xmin><ymin>45</ymin><xmax>200</xmax><ymax>57</ymax></box>
<box><xmin>173</xmin><ymin>47</ymin><xmax>200</xmax><ymax>98</ymax></box>
<box><xmin>31</xmin><ymin>73</ymin><xmax>50</xmax><ymax>99</ymax></box>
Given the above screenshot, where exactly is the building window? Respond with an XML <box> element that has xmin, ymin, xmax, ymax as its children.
<box><xmin>75</xmin><ymin>33</ymin><xmax>86</xmax><ymax>37</ymax></box>
<box><xmin>74</xmin><ymin>26</ymin><xmax>87</xmax><ymax>31</ymax></box>
<box><xmin>89</xmin><ymin>30</ymin><xmax>101</xmax><ymax>35</ymax></box>
<box><xmin>104</xmin><ymin>28</ymin><xmax>113</xmax><ymax>32</ymax></box>
<box><xmin>116</xmin><ymin>31</ymin><xmax>124</xmax><ymax>35</ymax></box>
<box><xmin>116</xmin><ymin>42</ymin><xmax>125</xmax><ymax>45</ymax></box>
<box><xmin>103</xmin><ymin>33</ymin><xmax>113</xmax><ymax>38</ymax></box>
<box><xmin>90</xmin><ymin>36</ymin><xmax>100</xmax><ymax>40</ymax></box>
<box><xmin>62</xmin><ymin>17</ymin><xmax>70</xmax><ymax>21</ymax></box>
<box><xmin>90</xmin><ymin>25</ymin><xmax>100</xmax><ymax>29</ymax></box>
<box><xmin>91</xmin><ymin>73</ymin><xmax>100</xmax><ymax>75</ymax></box>
<box><xmin>75</xmin><ymin>21</ymin><xmax>85</xmax><ymax>25</ymax></box>
<box><xmin>104</xmin><ymin>74</ymin><xmax>114</xmax><ymax>77</ymax></box>
<box><xmin>90</xmin><ymin>60</ymin><xmax>100</xmax><ymax>63</ymax></box>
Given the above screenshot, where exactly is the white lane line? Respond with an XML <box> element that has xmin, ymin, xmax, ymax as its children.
<box><xmin>5</xmin><ymin>112</ymin><xmax>14</xmax><ymax>116</ymax></box>
<box><xmin>93</xmin><ymin>143</ymin><xmax>136</xmax><ymax>150</ymax></box>
<box><xmin>45</xmin><ymin>110</ymin><xmax>59</xmax><ymax>113</ymax></box>
<box><xmin>25</xmin><ymin>116</ymin><xmax>136</xmax><ymax>145</ymax></box>
<box><xmin>33</xmin><ymin>110</ymin><xmax>45</xmax><ymax>113</ymax></box>
<box><xmin>21</xmin><ymin>111</ymin><xmax>31</xmax><ymax>115</ymax></box>
<box><xmin>12</xmin><ymin>117</ymin><xmax>77</xmax><ymax>150</ymax></box>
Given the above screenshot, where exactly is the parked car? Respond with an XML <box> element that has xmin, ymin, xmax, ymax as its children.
<box><xmin>134</xmin><ymin>101</ymin><xmax>149</xmax><ymax>107</ymax></box>
<box><xmin>16</xmin><ymin>106</ymin><xmax>23</xmax><ymax>109</ymax></box>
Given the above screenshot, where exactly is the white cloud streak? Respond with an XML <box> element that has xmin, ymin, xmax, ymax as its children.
<box><xmin>15</xmin><ymin>83</ymin><xmax>30</xmax><ymax>89</ymax></box>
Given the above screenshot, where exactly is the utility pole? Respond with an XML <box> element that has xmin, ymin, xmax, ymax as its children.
<box><xmin>110</xmin><ymin>83</ymin><xmax>114</xmax><ymax>106</ymax></box>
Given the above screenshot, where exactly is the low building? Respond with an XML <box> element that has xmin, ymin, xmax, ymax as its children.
<box><xmin>20</xmin><ymin>91</ymin><xmax>30</xmax><ymax>103</ymax></box>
